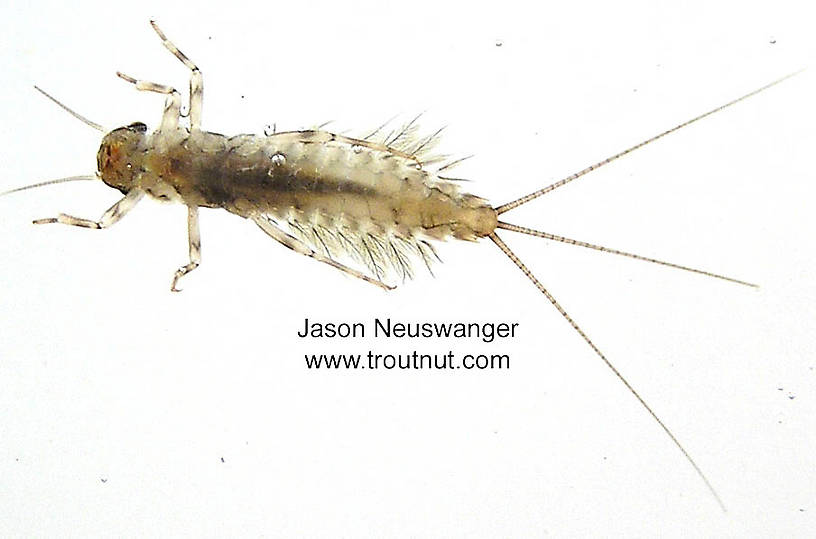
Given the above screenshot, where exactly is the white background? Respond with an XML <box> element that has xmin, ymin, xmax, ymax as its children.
<box><xmin>1</xmin><ymin>0</ymin><xmax>814</xmax><ymax>537</ymax></box>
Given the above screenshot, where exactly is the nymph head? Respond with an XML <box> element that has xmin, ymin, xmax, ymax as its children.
<box><xmin>97</xmin><ymin>122</ymin><xmax>148</xmax><ymax>193</ymax></box>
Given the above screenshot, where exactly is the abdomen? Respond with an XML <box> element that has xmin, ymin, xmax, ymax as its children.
<box><xmin>155</xmin><ymin>129</ymin><xmax>497</xmax><ymax>241</ymax></box>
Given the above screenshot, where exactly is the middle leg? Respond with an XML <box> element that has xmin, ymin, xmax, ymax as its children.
<box><xmin>149</xmin><ymin>21</ymin><xmax>204</xmax><ymax>130</ymax></box>
<box><xmin>171</xmin><ymin>206</ymin><xmax>202</xmax><ymax>292</ymax></box>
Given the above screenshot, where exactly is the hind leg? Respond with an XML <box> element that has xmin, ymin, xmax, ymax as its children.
<box><xmin>253</xmin><ymin>216</ymin><xmax>394</xmax><ymax>291</ymax></box>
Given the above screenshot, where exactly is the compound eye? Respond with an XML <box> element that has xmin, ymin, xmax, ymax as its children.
<box><xmin>127</xmin><ymin>122</ymin><xmax>148</xmax><ymax>133</ymax></box>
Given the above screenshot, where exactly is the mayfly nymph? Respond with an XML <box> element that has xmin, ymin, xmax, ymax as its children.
<box><xmin>2</xmin><ymin>21</ymin><xmax>799</xmax><ymax>511</ymax></box>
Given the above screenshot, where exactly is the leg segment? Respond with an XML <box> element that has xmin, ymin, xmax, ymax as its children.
<box><xmin>150</xmin><ymin>21</ymin><xmax>203</xmax><ymax>130</ymax></box>
<box><xmin>171</xmin><ymin>206</ymin><xmax>201</xmax><ymax>292</ymax></box>
<box><xmin>33</xmin><ymin>189</ymin><xmax>144</xmax><ymax>229</ymax></box>
<box><xmin>116</xmin><ymin>72</ymin><xmax>181</xmax><ymax>131</ymax></box>
<box><xmin>252</xmin><ymin>216</ymin><xmax>394</xmax><ymax>291</ymax></box>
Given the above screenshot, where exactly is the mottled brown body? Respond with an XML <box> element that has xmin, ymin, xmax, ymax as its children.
<box><xmin>98</xmin><ymin>125</ymin><xmax>498</xmax><ymax>249</ymax></box>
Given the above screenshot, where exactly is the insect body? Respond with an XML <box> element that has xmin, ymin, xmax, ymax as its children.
<box><xmin>96</xmin><ymin>115</ymin><xmax>496</xmax><ymax>291</ymax></box>
<box><xmin>2</xmin><ymin>21</ymin><xmax>798</xmax><ymax>510</ymax></box>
